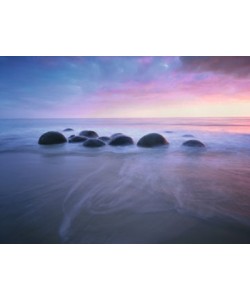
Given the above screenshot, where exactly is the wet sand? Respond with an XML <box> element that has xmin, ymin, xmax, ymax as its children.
<box><xmin>0</xmin><ymin>151</ymin><xmax>249</xmax><ymax>244</ymax></box>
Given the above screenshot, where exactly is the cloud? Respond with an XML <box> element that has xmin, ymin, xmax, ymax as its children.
<box><xmin>179</xmin><ymin>56</ymin><xmax>250</xmax><ymax>77</ymax></box>
<box><xmin>1</xmin><ymin>56</ymin><xmax>250</xmax><ymax>118</ymax></box>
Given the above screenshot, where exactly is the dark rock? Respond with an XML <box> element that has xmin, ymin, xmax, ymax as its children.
<box><xmin>109</xmin><ymin>135</ymin><xmax>134</xmax><ymax>146</ymax></box>
<box><xmin>182</xmin><ymin>134</ymin><xmax>194</xmax><ymax>138</ymax></box>
<box><xmin>98</xmin><ymin>136</ymin><xmax>111</xmax><ymax>142</ymax></box>
<box><xmin>182</xmin><ymin>140</ymin><xmax>205</xmax><ymax>147</ymax></box>
<box><xmin>111</xmin><ymin>133</ymin><xmax>123</xmax><ymax>138</ymax></box>
<box><xmin>79</xmin><ymin>130</ymin><xmax>98</xmax><ymax>138</ymax></box>
<box><xmin>137</xmin><ymin>133</ymin><xmax>169</xmax><ymax>148</ymax></box>
<box><xmin>83</xmin><ymin>138</ymin><xmax>105</xmax><ymax>148</ymax></box>
<box><xmin>165</xmin><ymin>131</ymin><xmax>173</xmax><ymax>133</ymax></box>
<box><xmin>69</xmin><ymin>135</ymin><xmax>75</xmax><ymax>138</ymax></box>
<box><xmin>63</xmin><ymin>128</ymin><xmax>74</xmax><ymax>132</ymax></box>
<box><xmin>38</xmin><ymin>131</ymin><xmax>67</xmax><ymax>145</ymax></box>
<box><xmin>69</xmin><ymin>136</ymin><xmax>88</xmax><ymax>143</ymax></box>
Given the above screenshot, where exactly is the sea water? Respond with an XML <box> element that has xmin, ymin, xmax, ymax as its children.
<box><xmin>0</xmin><ymin>118</ymin><xmax>250</xmax><ymax>243</ymax></box>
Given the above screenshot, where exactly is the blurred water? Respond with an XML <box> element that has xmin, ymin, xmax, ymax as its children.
<box><xmin>0</xmin><ymin>117</ymin><xmax>250</xmax><ymax>154</ymax></box>
<box><xmin>0</xmin><ymin>118</ymin><xmax>250</xmax><ymax>243</ymax></box>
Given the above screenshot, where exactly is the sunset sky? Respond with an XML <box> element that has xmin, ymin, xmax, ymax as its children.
<box><xmin>0</xmin><ymin>56</ymin><xmax>250</xmax><ymax>118</ymax></box>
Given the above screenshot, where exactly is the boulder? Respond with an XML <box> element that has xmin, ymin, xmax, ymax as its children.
<box><xmin>79</xmin><ymin>130</ymin><xmax>98</xmax><ymax>138</ymax></box>
<box><xmin>69</xmin><ymin>134</ymin><xmax>75</xmax><ymax>138</ymax></box>
<box><xmin>165</xmin><ymin>131</ymin><xmax>173</xmax><ymax>133</ymax></box>
<box><xmin>68</xmin><ymin>136</ymin><xmax>88</xmax><ymax>143</ymax></box>
<box><xmin>109</xmin><ymin>135</ymin><xmax>134</xmax><ymax>146</ymax></box>
<box><xmin>137</xmin><ymin>133</ymin><xmax>169</xmax><ymax>148</ymax></box>
<box><xmin>38</xmin><ymin>131</ymin><xmax>67</xmax><ymax>145</ymax></box>
<box><xmin>182</xmin><ymin>134</ymin><xmax>194</xmax><ymax>138</ymax></box>
<box><xmin>98</xmin><ymin>136</ymin><xmax>111</xmax><ymax>142</ymax></box>
<box><xmin>83</xmin><ymin>138</ymin><xmax>105</xmax><ymax>148</ymax></box>
<box><xmin>182</xmin><ymin>140</ymin><xmax>205</xmax><ymax>147</ymax></box>
<box><xmin>63</xmin><ymin>128</ymin><xmax>74</xmax><ymax>132</ymax></box>
<box><xmin>111</xmin><ymin>133</ymin><xmax>123</xmax><ymax>138</ymax></box>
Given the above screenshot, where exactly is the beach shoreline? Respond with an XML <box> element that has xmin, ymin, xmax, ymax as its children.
<box><xmin>0</xmin><ymin>150</ymin><xmax>249</xmax><ymax>244</ymax></box>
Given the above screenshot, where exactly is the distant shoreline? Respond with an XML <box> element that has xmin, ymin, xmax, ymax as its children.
<box><xmin>1</xmin><ymin>116</ymin><xmax>250</xmax><ymax>120</ymax></box>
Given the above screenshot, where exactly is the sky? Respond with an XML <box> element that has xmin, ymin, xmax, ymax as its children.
<box><xmin>0</xmin><ymin>56</ymin><xmax>250</xmax><ymax>118</ymax></box>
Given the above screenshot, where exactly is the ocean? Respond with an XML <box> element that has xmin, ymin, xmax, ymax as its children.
<box><xmin>0</xmin><ymin>117</ymin><xmax>250</xmax><ymax>243</ymax></box>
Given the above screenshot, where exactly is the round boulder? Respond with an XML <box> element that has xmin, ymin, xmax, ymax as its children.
<box><xmin>69</xmin><ymin>136</ymin><xmax>88</xmax><ymax>143</ymax></box>
<box><xmin>98</xmin><ymin>136</ymin><xmax>111</xmax><ymax>142</ymax></box>
<box><xmin>182</xmin><ymin>134</ymin><xmax>194</xmax><ymax>138</ymax></box>
<box><xmin>109</xmin><ymin>135</ymin><xmax>134</xmax><ymax>146</ymax></box>
<box><xmin>182</xmin><ymin>140</ymin><xmax>205</xmax><ymax>147</ymax></box>
<box><xmin>137</xmin><ymin>133</ymin><xmax>169</xmax><ymax>148</ymax></box>
<box><xmin>111</xmin><ymin>133</ymin><xmax>123</xmax><ymax>138</ymax></box>
<box><xmin>63</xmin><ymin>128</ymin><xmax>74</xmax><ymax>132</ymax></box>
<box><xmin>38</xmin><ymin>131</ymin><xmax>67</xmax><ymax>145</ymax></box>
<box><xmin>79</xmin><ymin>130</ymin><xmax>98</xmax><ymax>138</ymax></box>
<box><xmin>83</xmin><ymin>138</ymin><xmax>105</xmax><ymax>148</ymax></box>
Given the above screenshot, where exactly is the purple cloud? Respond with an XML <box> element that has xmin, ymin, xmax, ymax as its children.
<box><xmin>179</xmin><ymin>56</ymin><xmax>250</xmax><ymax>77</ymax></box>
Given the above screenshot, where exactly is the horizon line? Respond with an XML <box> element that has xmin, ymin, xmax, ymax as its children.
<box><xmin>0</xmin><ymin>116</ymin><xmax>250</xmax><ymax>120</ymax></box>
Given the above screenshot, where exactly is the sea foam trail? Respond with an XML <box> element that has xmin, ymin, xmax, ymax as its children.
<box><xmin>59</xmin><ymin>163</ymin><xmax>107</xmax><ymax>241</ymax></box>
<box><xmin>58</xmin><ymin>152</ymin><xmax>179</xmax><ymax>241</ymax></box>
<box><xmin>58</xmin><ymin>150</ymin><xmax>250</xmax><ymax>243</ymax></box>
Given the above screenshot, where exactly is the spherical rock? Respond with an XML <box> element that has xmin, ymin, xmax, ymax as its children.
<box><xmin>63</xmin><ymin>128</ymin><xmax>74</xmax><ymax>132</ymax></box>
<box><xmin>109</xmin><ymin>135</ymin><xmax>134</xmax><ymax>146</ymax></box>
<box><xmin>182</xmin><ymin>134</ymin><xmax>194</xmax><ymax>138</ymax></box>
<box><xmin>182</xmin><ymin>140</ymin><xmax>205</xmax><ymax>147</ymax></box>
<box><xmin>38</xmin><ymin>131</ymin><xmax>67</xmax><ymax>145</ymax></box>
<box><xmin>83</xmin><ymin>138</ymin><xmax>105</xmax><ymax>148</ymax></box>
<box><xmin>98</xmin><ymin>136</ymin><xmax>111</xmax><ymax>142</ymax></box>
<box><xmin>79</xmin><ymin>130</ymin><xmax>98</xmax><ymax>138</ymax></box>
<box><xmin>68</xmin><ymin>136</ymin><xmax>88</xmax><ymax>143</ymax></box>
<box><xmin>111</xmin><ymin>133</ymin><xmax>123</xmax><ymax>138</ymax></box>
<box><xmin>137</xmin><ymin>133</ymin><xmax>169</xmax><ymax>148</ymax></box>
